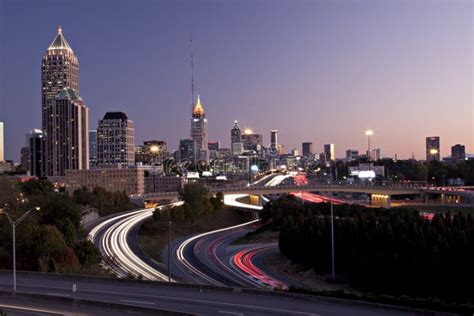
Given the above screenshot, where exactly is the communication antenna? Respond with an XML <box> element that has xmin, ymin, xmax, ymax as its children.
<box><xmin>190</xmin><ymin>33</ymin><xmax>195</xmax><ymax>114</ymax></box>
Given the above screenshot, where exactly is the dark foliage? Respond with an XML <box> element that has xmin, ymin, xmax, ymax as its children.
<box><xmin>267</xmin><ymin>197</ymin><xmax>474</xmax><ymax>303</ymax></box>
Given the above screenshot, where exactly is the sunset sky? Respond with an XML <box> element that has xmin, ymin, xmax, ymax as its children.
<box><xmin>0</xmin><ymin>0</ymin><xmax>472</xmax><ymax>161</ymax></box>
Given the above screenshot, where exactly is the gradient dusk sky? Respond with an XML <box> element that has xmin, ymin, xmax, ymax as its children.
<box><xmin>0</xmin><ymin>0</ymin><xmax>472</xmax><ymax>162</ymax></box>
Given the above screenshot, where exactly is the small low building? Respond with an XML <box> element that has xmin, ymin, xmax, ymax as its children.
<box><xmin>64</xmin><ymin>166</ymin><xmax>145</xmax><ymax>195</ymax></box>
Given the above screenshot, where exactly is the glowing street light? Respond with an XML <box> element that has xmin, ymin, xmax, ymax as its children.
<box><xmin>365</xmin><ymin>130</ymin><xmax>374</xmax><ymax>162</ymax></box>
<box><xmin>0</xmin><ymin>205</ymin><xmax>41</xmax><ymax>294</ymax></box>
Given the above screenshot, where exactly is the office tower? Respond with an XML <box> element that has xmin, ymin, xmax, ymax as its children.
<box><xmin>426</xmin><ymin>137</ymin><xmax>440</xmax><ymax>161</ymax></box>
<box><xmin>270</xmin><ymin>130</ymin><xmax>279</xmax><ymax>154</ymax></box>
<box><xmin>89</xmin><ymin>130</ymin><xmax>97</xmax><ymax>166</ymax></box>
<box><xmin>136</xmin><ymin>140</ymin><xmax>167</xmax><ymax>165</ymax></box>
<box><xmin>0</xmin><ymin>122</ymin><xmax>4</xmax><ymax>161</ymax></box>
<box><xmin>179</xmin><ymin>139</ymin><xmax>196</xmax><ymax>162</ymax></box>
<box><xmin>231</xmin><ymin>121</ymin><xmax>243</xmax><ymax>156</ymax></box>
<box><xmin>28</xmin><ymin>129</ymin><xmax>45</xmax><ymax>177</ymax></box>
<box><xmin>97</xmin><ymin>112</ymin><xmax>135</xmax><ymax>166</ymax></box>
<box><xmin>346</xmin><ymin>149</ymin><xmax>359</xmax><ymax>162</ymax></box>
<box><xmin>324</xmin><ymin>144</ymin><xmax>335</xmax><ymax>162</ymax></box>
<box><xmin>302</xmin><ymin>142</ymin><xmax>313</xmax><ymax>157</ymax></box>
<box><xmin>451</xmin><ymin>144</ymin><xmax>465</xmax><ymax>161</ymax></box>
<box><xmin>368</xmin><ymin>148</ymin><xmax>381</xmax><ymax>161</ymax></box>
<box><xmin>42</xmin><ymin>26</ymin><xmax>84</xmax><ymax>176</ymax></box>
<box><xmin>241</xmin><ymin>129</ymin><xmax>263</xmax><ymax>152</ymax></box>
<box><xmin>291</xmin><ymin>148</ymin><xmax>299</xmax><ymax>156</ymax></box>
<box><xmin>191</xmin><ymin>95</ymin><xmax>208</xmax><ymax>161</ymax></box>
<box><xmin>44</xmin><ymin>88</ymin><xmax>89</xmax><ymax>176</ymax></box>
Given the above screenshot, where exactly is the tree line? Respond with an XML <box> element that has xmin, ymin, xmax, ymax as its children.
<box><xmin>0</xmin><ymin>176</ymin><xmax>135</xmax><ymax>274</ymax></box>
<box><xmin>262</xmin><ymin>196</ymin><xmax>474</xmax><ymax>304</ymax></box>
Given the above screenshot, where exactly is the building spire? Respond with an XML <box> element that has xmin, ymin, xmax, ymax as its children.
<box><xmin>48</xmin><ymin>26</ymin><xmax>73</xmax><ymax>52</ymax></box>
<box><xmin>193</xmin><ymin>94</ymin><xmax>204</xmax><ymax>116</ymax></box>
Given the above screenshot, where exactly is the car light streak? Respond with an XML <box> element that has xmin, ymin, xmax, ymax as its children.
<box><xmin>88</xmin><ymin>203</ymin><xmax>183</xmax><ymax>282</ymax></box>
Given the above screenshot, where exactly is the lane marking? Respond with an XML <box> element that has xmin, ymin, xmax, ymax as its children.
<box><xmin>120</xmin><ymin>299</ymin><xmax>155</xmax><ymax>305</ymax></box>
<box><xmin>219</xmin><ymin>311</ymin><xmax>244</xmax><ymax>315</ymax></box>
<box><xmin>0</xmin><ymin>304</ymin><xmax>64</xmax><ymax>315</ymax></box>
<box><xmin>46</xmin><ymin>292</ymin><xmax>71</xmax><ymax>297</ymax></box>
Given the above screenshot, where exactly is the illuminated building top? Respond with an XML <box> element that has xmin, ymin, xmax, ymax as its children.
<box><xmin>192</xmin><ymin>95</ymin><xmax>205</xmax><ymax>117</ymax></box>
<box><xmin>47</xmin><ymin>26</ymin><xmax>73</xmax><ymax>52</ymax></box>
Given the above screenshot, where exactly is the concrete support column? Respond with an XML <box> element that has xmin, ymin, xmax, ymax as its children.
<box><xmin>441</xmin><ymin>193</ymin><xmax>446</xmax><ymax>205</ymax></box>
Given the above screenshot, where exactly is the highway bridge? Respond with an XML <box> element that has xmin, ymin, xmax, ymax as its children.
<box><xmin>143</xmin><ymin>183</ymin><xmax>474</xmax><ymax>207</ymax></box>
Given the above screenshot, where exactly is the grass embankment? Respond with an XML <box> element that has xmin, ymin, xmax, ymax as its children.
<box><xmin>138</xmin><ymin>207</ymin><xmax>247</xmax><ymax>262</ymax></box>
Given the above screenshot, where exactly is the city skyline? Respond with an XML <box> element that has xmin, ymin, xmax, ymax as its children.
<box><xmin>0</xmin><ymin>0</ymin><xmax>472</xmax><ymax>162</ymax></box>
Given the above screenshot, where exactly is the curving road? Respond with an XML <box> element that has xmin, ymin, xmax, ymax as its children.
<box><xmin>88</xmin><ymin>203</ymin><xmax>183</xmax><ymax>282</ymax></box>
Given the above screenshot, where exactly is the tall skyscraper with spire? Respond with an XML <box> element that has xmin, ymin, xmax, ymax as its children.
<box><xmin>191</xmin><ymin>95</ymin><xmax>208</xmax><ymax>162</ymax></box>
<box><xmin>42</xmin><ymin>26</ymin><xmax>88</xmax><ymax>177</ymax></box>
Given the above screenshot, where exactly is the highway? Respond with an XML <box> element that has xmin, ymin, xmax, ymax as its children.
<box><xmin>0</xmin><ymin>272</ymin><xmax>420</xmax><ymax>315</ymax></box>
<box><xmin>88</xmin><ymin>203</ymin><xmax>183</xmax><ymax>281</ymax></box>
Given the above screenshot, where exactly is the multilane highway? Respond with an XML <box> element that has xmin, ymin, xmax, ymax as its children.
<box><xmin>0</xmin><ymin>271</ymin><xmax>419</xmax><ymax>315</ymax></box>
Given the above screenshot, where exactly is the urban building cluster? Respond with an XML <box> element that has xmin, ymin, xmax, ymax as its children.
<box><xmin>0</xmin><ymin>27</ymin><xmax>471</xmax><ymax>195</ymax></box>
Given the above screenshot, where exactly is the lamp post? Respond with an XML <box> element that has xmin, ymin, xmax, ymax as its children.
<box><xmin>0</xmin><ymin>205</ymin><xmax>41</xmax><ymax>294</ymax></box>
<box><xmin>365</xmin><ymin>130</ymin><xmax>374</xmax><ymax>161</ymax></box>
<box><xmin>327</xmin><ymin>163</ymin><xmax>335</xmax><ymax>281</ymax></box>
<box><xmin>168</xmin><ymin>220</ymin><xmax>172</xmax><ymax>283</ymax></box>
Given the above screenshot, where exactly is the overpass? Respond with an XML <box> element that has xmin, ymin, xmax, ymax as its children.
<box><xmin>143</xmin><ymin>183</ymin><xmax>474</xmax><ymax>207</ymax></box>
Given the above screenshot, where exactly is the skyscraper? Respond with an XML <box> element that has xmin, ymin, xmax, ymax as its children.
<box><xmin>51</xmin><ymin>88</ymin><xmax>89</xmax><ymax>176</ymax></box>
<box><xmin>241</xmin><ymin>129</ymin><xmax>263</xmax><ymax>152</ymax></box>
<box><xmin>324</xmin><ymin>144</ymin><xmax>335</xmax><ymax>162</ymax></box>
<box><xmin>191</xmin><ymin>95</ymin><xmax>208</xmax><ymax>161</ymax></box>
<box><xmin>89</xmin><ymin>130</ymin><xmax>97</xmax><ymax>167</ymax></box>
<box><xmin>28</xmin><ymin>129</ymin><xmax>45</xmax><ymax>177</ymax></box>
<box><xmin>97</xmin><ymin>112</ymin><xmax>135</xmax><ymax>166</ymax></box>
<box><xmin>231</xmin><ymin>121</ymin><xmax>243</xmax><ymax>156</ymax></box>
<box><xmin>0</xmin><ymin>122</ymin><xmax>4</xmax><ymax>161</ymax></box>
<box><xmin>270</xmin><ymin>130</ymin><xmax>279</xmax><ymax>154</ymax></box>
<box><xmin>179</xmin><ymin>139</ymin><xmax>196</xmax><ymax>162</ymax></box>
<box><xmin>451</xmin><ymin>144</ymin><xmax>465</xmax><ymax>161</ymax></box>
<box><xmin>346</xmin><ymin>149</ymin><xmax>359</xmax><ymax>162</ymax></box>
<box><xmin>302</xmin><ymin>142</ymin><xmax>313</xmax><ymax>157</ymax></box>
<box><xmin>42</xmin><ymin>26</ymin><xmax>87</xmax><ymax>176</ymax></box>
<box><xmin>426</xmin><ymin>137</ymin><xmax>440</xmax><ymax>161</ymax></box>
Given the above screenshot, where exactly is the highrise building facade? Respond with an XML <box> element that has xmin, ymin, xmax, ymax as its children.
<box><xmin>302</xmin><ymin>142</ymin><xmax>313</xmax><ymax>157</ymax></box>
<box><xmin>230</xmin><ymin>121</ymin><xmax>243</xmax><ymax>156</ymax></box>
<box><xmin>346</xmin><ymin>149</ymin><xmax>359</xmax><ymax>162</ymax></box>
<box><xmin>51</xmin><ymin>88</ymin><xmax>89</xmax><ymax>176</ymax></box>
<box><xmin>42</xmin><ymin>27</ymin><xmax>88</xmax><ymax>177</ymax></box>
<box><xmin>241</xmin><ymin>129</ymin><xmax>263</xmax><ymax>152</ymax></box>
<box><xmin>426</xmin><ymin>137</ymin><xmax>440</xmax><ymax>161</ymax></box>
<box><xmin>179</xmin><ymin>139</ymin><xmax>196</xmax><ymax>162</ymax></box>
<box><xmin>451</xmin><ymin>144</ymin><xmax>465</xmax><ymax>161</ymax></box>
<box><xmin>89</xmin><ymin>130</ymin><xmax>97</xmax><ymax>167</ymax></box>
<box><xmin>324</xmin><ymin>144</ymin><xmax>335</xmax><ymax>162</ymax></box>
<box><xmin>191</xmin><ymin>96</ymin><xmax>208</xmax><ymax>161</ymax></box>
<box><xmin>270</xmin><ymin>130</ymin><xmax>279</xmax><ymax>154</ymax></box>
<box><xmin>96</xmin><ymin>112</ymin><xmax>135</xmax><ymax>166</ymax></box>
<box><xmin>28</xmin><ymin>129</ymin><xmax>45</xmax><ymax>177</ymax></box>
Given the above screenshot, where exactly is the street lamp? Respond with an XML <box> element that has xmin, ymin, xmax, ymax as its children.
<box><xmin>0</xmin><ymin>205</ymin><xmax>41</xmax><ymax>294</ymax></box>
<box><xmin>365</xmin><ymin>130</ymin><xmax>374</xmax><ymax>161</ymax></box>
<box><xmin>168</xmin><ymin>220</ymin><xmax>172</xmax><ymax>283</ymax></box>
<box><xmin>327</xmin><ymin>163</ymin><xmax>335</xmax><ymax>281</ymax></box>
